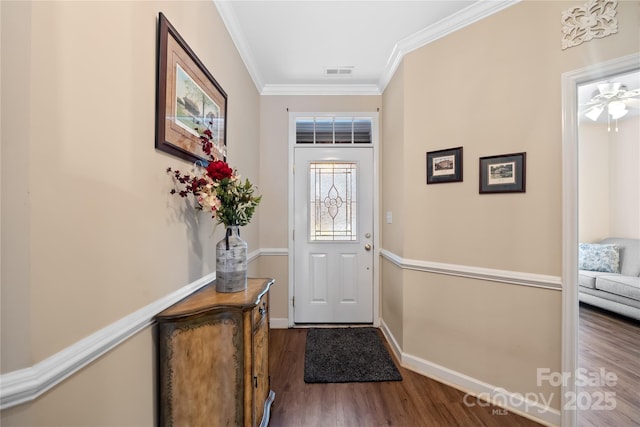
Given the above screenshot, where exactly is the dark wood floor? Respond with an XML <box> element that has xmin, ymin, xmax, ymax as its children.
<box><xmin>268</xmin><ymin>306</ymin><xmax>640</xmax><ymax>426</ymax></box>
<box><xmin>268</xmin><ymin>328</ymin><xmax>542</xmax><ymax>427</ymax></box>
<box><xmin>577</xmin><ymin>303</ymin><xmax>640</xmax><ymax>427</ymax></box>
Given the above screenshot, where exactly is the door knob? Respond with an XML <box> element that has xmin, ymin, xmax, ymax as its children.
<box><xmin>364</xmin><ymin>244</ymin><xmax>372</xmax><ymax>251</ymax></box>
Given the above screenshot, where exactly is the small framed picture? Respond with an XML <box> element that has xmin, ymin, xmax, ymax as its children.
<box><xmin>426</xmin><ymin>147</ymin><xmax>463</xmax><ymax>184</ymax></box>
<box><xmin>479</xmin><ymin>152</ymin><xmax>526</xmax><ymax>194</ymax></box>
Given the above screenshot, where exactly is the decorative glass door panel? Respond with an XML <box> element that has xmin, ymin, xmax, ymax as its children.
<box><xmin>309</xmin><ymin>162</ymin><xmax>357</xmax><ymax>242</ymax></box>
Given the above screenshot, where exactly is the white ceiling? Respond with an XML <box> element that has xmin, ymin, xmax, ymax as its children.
<box><xmin>214</xmin><ymin>0</ymin><xmax>519</xmax><ymax>95</ymax></box>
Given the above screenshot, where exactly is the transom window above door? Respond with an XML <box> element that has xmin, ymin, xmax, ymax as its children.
<box><xmin>296</xmin><ymin>117</ymin><xmax>372</xmax><ymax>144</ymax></box>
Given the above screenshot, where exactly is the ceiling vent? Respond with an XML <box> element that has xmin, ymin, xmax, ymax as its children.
<box><xmin>325</xmin><ymin>66</ymin><xmax>354</xmax><ymax>77</ymax></box>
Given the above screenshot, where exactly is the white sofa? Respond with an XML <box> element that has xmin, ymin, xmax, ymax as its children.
<box><xmin>578</xmin><ymin>237</ymin><xmax>640</xmax><ymax>321</ymax></box>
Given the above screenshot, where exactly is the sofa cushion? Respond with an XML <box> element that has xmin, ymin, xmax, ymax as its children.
<box><xmin>600</xmin><ymin>238</ymin><xmax>640</xmax><ymax>277</ymax></box>
<box><xmin>578</xmin><ymin>243</ymin><xmax>620</xmax><ymax>273</ymax></box>
<box><xmin>580</xmin><ymin>286</ymin><xmax>640</xmax><ymax>310</ymax></box>
<box><xmin>595</xmin><ymin>274</ymin><xmax>640</xmax><ymax>302</ymax></box>
<box><xmin>578</xmin><ymin>270</ymin><xmax>601</xmax><ymax>289</ymax></box>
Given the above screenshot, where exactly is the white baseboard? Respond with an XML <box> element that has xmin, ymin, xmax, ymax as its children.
<box><xmin>379</xmin><ymin>320</ymin><xmax>560</xmax><ymax>427</ymax></box>
<box><xmin>1</xmin><ymin>247</ymin><xmax>561</xmax><ymax>414</ymax></box>
<box><xmin>379</xmin><ymin>319</ymin><xmax>402</xmax><ymax>362</ymax></box>
<box><xmin>269</xmin><ymin>317</ymin><xmax>289</xmax><ymax>329</ymax></box>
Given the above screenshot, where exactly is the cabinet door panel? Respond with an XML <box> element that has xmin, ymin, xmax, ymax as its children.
<box><xmin>159</xmin><ymin>311</ymin><xmax>244</xmax><ymax>426</ymax></box>
<box><xmin>252</xmin><ymin>315</ymin><xmax>269</xmax><ymax>425</ymax></box>
<box><xmin>157</xmin><ymin>279</ymin><xmax>273</xmax><ymax>427</ymax></box>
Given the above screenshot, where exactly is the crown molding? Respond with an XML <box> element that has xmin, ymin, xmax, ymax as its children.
<box><xmin>261</xmin><ymin>84</ymin><xmax>381</xmax><ymax>96</ymax></box>
<box><xmin>214</xmin><ymin>0</ymin><xmax>264</xmax><ymax>91</ymax></box>
<box><xmin>216</xmin><ymin>0</ymin><xmax>520</xmax><ymax>95</ymax></box>
<box><xmin>378</xmin><ymin>0</ymin><xmax>521</xmax><ymax>91</ymax></box>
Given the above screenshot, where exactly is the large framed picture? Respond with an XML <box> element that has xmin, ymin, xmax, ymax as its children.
<box><xmin>479</xmin><ymin>152</ymin><xmax>526</xmax><ymax>193</ymax></box>
<box><xmin>426</xmin><ymin>147</ymin><xmax>463</xmax><ymax>184</ymax></box>
<box><xmin>155</xmin><ymin>12</ymin><xmax>227</xmax><ymax>163</ymax></box>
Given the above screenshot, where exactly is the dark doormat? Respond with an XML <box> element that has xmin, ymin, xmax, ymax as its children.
<box><xmin>303</xmin><ymin>327</ymin><xmax>403</xmax><ymax>383</ymax></box>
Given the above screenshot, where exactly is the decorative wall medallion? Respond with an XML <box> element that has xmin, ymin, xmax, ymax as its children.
<box><xmin>561</xmin><ymin>0</ymin><xmax>618</xmax><ymax>50</ymax></box>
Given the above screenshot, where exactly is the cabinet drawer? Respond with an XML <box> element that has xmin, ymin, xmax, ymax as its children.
<box><xmin>253</xmin><ymin>293</ymin><xmax>268</xmax><ymax>330</ymax></box>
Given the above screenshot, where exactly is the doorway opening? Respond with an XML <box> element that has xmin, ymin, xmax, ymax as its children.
<box><xmin>561</xmin><ymin>53</ymin><xmax>640</xmax><ymax>427</ymax></box>
<box><xmin>287</xmin><ymin>113</ymin><xmax>380</xmax><ymax>327</ymax></box>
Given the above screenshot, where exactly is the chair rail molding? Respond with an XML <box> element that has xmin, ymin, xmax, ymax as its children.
<box><xmin>0</xmin><ymin>272</ymin><xmax>216</xmax><ymax>410</ymax></box>
<box><xmin>0</xmin><ymin>248</ymin><xmax>289</xmax><ymax>410</ymax></box>
<box><xmin>379</xmin><ymin>249</ymin><xmax>562</xmax><ymax>290</ymax></box>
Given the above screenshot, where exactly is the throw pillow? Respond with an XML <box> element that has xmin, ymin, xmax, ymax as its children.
<box><xmin>578</xmin><ymin>243</ymin><xmax>620</xmax><ymax>273</ymax></box>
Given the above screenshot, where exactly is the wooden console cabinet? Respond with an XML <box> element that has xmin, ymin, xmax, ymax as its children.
<box><xmin>156</xmin><ymin>278</ymin><xmax>275</xmax><ymax>426</ymax></box>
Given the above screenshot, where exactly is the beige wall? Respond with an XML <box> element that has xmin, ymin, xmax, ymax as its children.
<box><xmin>1</xmin><ymin>0</ymin><xmax>32</xmax><ymax>375</ymax></box>
<box><xmin>610</xmin><ymin>117</ymin><xmax>640</xmax><ymax>239</ymax></box>
<box><xmin>579</xmin><ymin>122</ymin><xmax>611</xmax><ymax>242</ymax></box>
<box><xmin>403</xmin><ymin>271</ymin><xmax>562</xmax><ymax>402</ymax></box>
<box><xmin>2</xmin><ymin>0</ymin><xmax>639</xmax><ymax>424</ymax></box>
<box><xmin>579</xmin><ymin>116</ymin><xmax>640</xmax><ymax>242</ymax></box>
<box><xmin>1</xmin><ymin>0</ymin><xmax>259</xmax><ymax>425</ymax></box>
<box><xmin>380</xmin><ymin>61</ymin><xmax>405</xmax><ymax>256</ymax></box>
<box><xmin>258</xmin><ymin>95</ymin><xmax>381</xmax><ymax>320</ymax></box>
<box><xmin>380</xmin><ymin>61</ymin><xmax>405</xmax><ymax>343</ymax></box>
<box><xmin>380</xmin><ymin>259</ymin><xmax>403</xmax><ymax>348</ymax></box>
<box><xmin>379</xmin><ymin>0</ymin><xmax>640</xmax><ymax>412</ymax></box>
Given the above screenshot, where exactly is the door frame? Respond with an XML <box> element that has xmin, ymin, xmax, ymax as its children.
<box><xmin>287</xmin><ymin>112</ymin><xmax>380</xmax><ymax>327</ymax></box>
<box><xmin>560</xmin><ymin>52</ymin><xmax>640</xmax><ymax>427</ymax></box>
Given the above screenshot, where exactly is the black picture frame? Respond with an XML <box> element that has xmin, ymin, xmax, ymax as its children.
<box><xmin>426</xmin><ymin>147</ymin><xmax>463</xmax><ymax>184</ymax></box>
<box><xmin>479</xmin><ymin>152</ymin><xmax>526</xmax><ymax>193</ymax></box>
<box><xmin>155</xmin><ymin>12</ymin><xmax>227</xmax><ymax>163</ymax></box>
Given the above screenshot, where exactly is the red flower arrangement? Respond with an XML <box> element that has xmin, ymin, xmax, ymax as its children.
<box><xmin>167</xmin><ymin>132</ymin><xmax>261</xmax><ymax>227</ymax></box>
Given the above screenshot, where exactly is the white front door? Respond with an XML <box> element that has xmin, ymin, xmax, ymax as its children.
<box><xmin>293</xmin><ymin>147</ymin><xmax>374</xmax><ymax>323</ymax></box>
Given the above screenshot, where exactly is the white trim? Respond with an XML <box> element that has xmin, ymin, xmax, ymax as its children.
<box><xmin>378</xmin><ymin>0</ymin><xmax>520</xmax><ymax>91</ymax></box>
<box><xmin>379</xmin><ymin>321</ymin><xmax>559</xmax><ymax>427</ymax></box>
<box><xmin>379</xmin><ymin>319</ymin><xmax>402</xmax><ymax>363</ymax></box>
<box><xmin>288</xmin><ymin>112</ymin><xmax>380</xmax><ymax>327</ymax></box>
<box><xmin>380</xmin><ymin>249</ymin><xmax>562</xmax><ymax>290</ymax></box>
<box><xmin>401</xmin><ymin>353</ymin><xmax>559</xmax><ymax>427</ymax></box>
<box><xmin>261</xmin><ymin>84</ymin><xmax>380</xmax><ymax>96</ymax></box>
<box><xmin>560</xmin><ymin>52</ymin><xmax>640</xmax><ymax>427</ymax></box>
<box><xmin>269</xmin><ymin>318</ymin><xmax>289</xmax><ymax>329</ymax></box>
<box><xmin>0</xmin><ymin>238</ymin><xmax>568</xmax><ymax>410</ymax></box>
<box><xmin>215</xmin><ymin>0</ymin><xmax>519</xmax><ymax>95</ymax></box>
<box><xmin>248</xmin><ymin>248</ymin><xmax>260</xmax><ymax>263</ymax></box>
<box><xmin>0</xmin><ymin>272</ymin><xmax>216</xmax><ymax>410</ymax></box>
<box><xmin>371</xmin><ymin>115</ymin><xmax>381</xmax><ymax>328</ymax></box>
<box><xmin>213</xmin><ymin>0</ymin><xmax>264</xmax><ymax>91</ymax></box>
<box><xmin>258</xmin><ymin>248</ymin><xmax>288</xmax><ymax>257</ymax></box>
<box><xmin>288</xmin><ymin>115</ymin><xmax>296</xmax><ymax>327</ymax></box>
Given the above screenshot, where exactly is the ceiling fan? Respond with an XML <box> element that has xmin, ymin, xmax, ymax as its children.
<box><xmin>581</xmin><ymin>82</ymin><xmax>640</xmax><ymax>123</ymax></box>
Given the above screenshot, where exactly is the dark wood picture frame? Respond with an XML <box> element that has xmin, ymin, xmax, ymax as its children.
<box><xmin>426</xmin><ymin>147</ymin><xmax>463</xmax><ymax>184</ymax></box>
<box><xmin>479</xmin><ymin>152</ymin><xmax>526</xmax><ymax>193</ymax></box>
<box><xmin>155</xmin><ymin>12</ymin><xmax>227</xmax><ymax>163</ymax></box>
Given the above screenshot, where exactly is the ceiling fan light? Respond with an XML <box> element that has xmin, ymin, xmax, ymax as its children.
<box><xmin>610</xmin><ymin>108</ymin><xmax>628</xmax><ymax>120</ymax></box>
<box><xmin>608</xmin><ymin>100</ymin><xmax>628</xmax><ymax>119</ymax></box>
<box><xmin>585</xmin><ymin>105</ymin><xmax>603</xmax><ymax>121</ymax></box>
